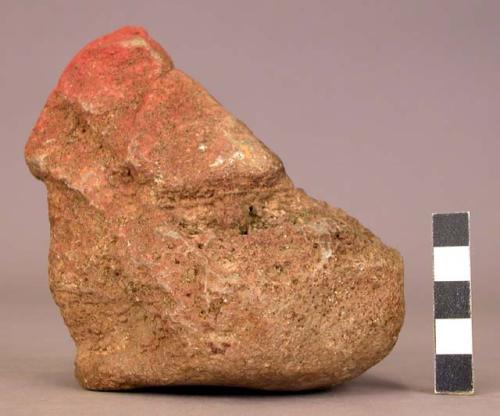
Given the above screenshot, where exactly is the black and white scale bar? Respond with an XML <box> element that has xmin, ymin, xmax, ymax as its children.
<box><xmin>433</xmin><ymin>212</ymin><xmax>474</xmax><ymax>394</ymax></box>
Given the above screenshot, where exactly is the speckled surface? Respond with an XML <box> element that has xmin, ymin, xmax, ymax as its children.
<box><xmin>24</xmin><ymin>26</ymin><xmax>404</xmax><ymax>391</ymax></box>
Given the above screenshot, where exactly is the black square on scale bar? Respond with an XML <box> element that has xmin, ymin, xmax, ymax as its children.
<box><xmin>435</xmin><ymin>354</ymin><xmax>473</xmax><ymax>393</ymax></box>
<box><xmin>433</xmin><ymin>213</ymin><xmax>469</xmax><ymax>247</ymax></box>
<box><xmin>434</xmin><ymin>281</ymin><xmax>471</xmax><ymax>319</ymax></box>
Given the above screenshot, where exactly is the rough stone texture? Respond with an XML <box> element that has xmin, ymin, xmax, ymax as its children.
<box><xmin>25</xmin><ymin>26</ymin><xmax>404</xmax><ymax>391</ymax></box>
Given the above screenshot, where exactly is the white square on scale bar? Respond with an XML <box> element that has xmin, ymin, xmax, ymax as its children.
<box><xmin>435</xmin><ymin>318</ymin><xmax>473</xmax><ymax>355</ymax></box>
<box><xmin>433</xmin><ymin>246</ymin><xmax>471</xmax><ymax>281</ymax></box>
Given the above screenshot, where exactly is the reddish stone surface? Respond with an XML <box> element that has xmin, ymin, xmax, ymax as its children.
<box><xmin>25</xmin><ymin>27</ymin><xmax>404</xmax><ymax>391</ymax></box>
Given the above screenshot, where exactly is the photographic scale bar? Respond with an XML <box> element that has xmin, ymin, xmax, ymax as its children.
<box><xmin>432</xmin><ymin>212</ymin><xmax>474</xmax><ymax>394</ymax></box>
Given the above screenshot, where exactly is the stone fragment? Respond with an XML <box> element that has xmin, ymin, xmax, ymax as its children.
<box><xmin>25</xmin><ymin>27</ymin><xmax>404</xmax><ymax>391</ymax></box>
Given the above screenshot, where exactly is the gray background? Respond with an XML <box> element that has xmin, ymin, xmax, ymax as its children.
<box><xmin>1</xmin><ymin>1</ymin><xmax>499</xmax><ymax>414</ymax></box>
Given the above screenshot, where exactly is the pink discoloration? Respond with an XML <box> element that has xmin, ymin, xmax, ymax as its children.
<box><xmin>26</xmin><ymin>26</ymin><xmax>288</xmax><ymax>213</ymax></box>
<box><xmin>57</xmin><ymin>26</ymin><xmax>172</xmax><ymax>114</ymax></box>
